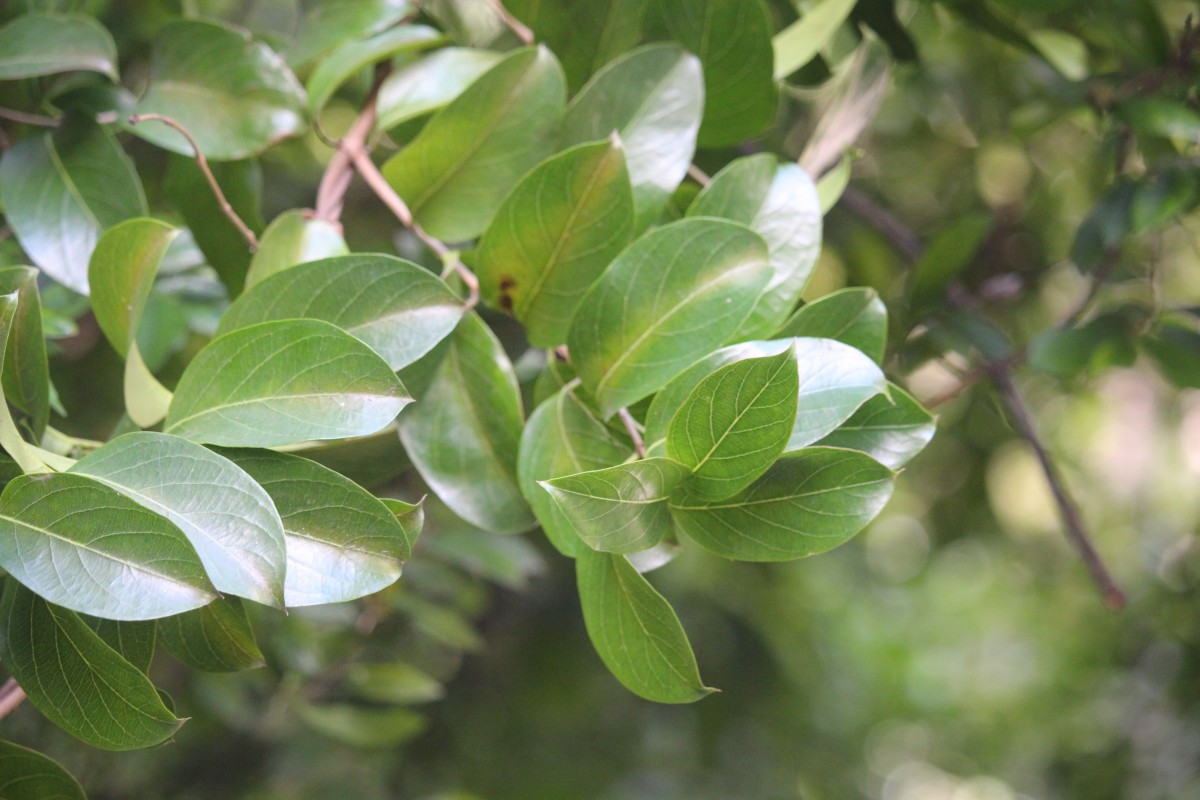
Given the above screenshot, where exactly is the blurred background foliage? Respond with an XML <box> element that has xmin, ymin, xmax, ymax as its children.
<box><xmin>3</xmin><ymin>0</ymin><xmax>1200</xmax><ymax>798</ymax></box>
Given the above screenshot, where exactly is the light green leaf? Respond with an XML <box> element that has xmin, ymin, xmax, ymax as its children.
<box><xmin>816</xmin><ymin>384</ymin><xmax>935</xmax><ymax>469</ymax></box>
<box><xmin>477</xmin><ymin>138</ymin><xmax>634</xmax><ymax>347</ymax></box>
<box><xmin>243</xmin><ymin>210</ymin><xmax>348</xmax><ymax>289</ymax></box>
<box><xmin>288</xmin><ymin>0</ymin><xmax>414</xmax><ymax>68</ymax></box>
<box><xmin>575</xmin><ymin>549</ymin><xmax>713</xmax><ymax>703</ymax></box>
<box><xmin>562</xmin><ymin>44</ymin><xmax>703</xmax><ymax>232</ymax></box>
<box><xmin>165</xmin><ymin>319</ymin><xmax>410</xmax><ymax>447</ymax></box>
<box><xmin>0</xmin><ymin>267</ymin><xmax>50</xmax><ymax>439</ymax></box>
<box><xmin>772</xmin><ymin>0</ymin><xmax>858</xmax><ymax>79</ymax></box>
<box><xmin>376</xmin><ymin>47</ymin><xmax>503</xmax><ymax>130</ymax></box>
<box><xmin>88</xmin><ymin>218</ymin><xmax>180</xmax><ymax>427</ymax></box>
<box><xmin>0</xmin><ymin>13</ymin><xmax>117</xmax><ymax>81</ymax></box>
<box><xmin>379</xmin><ymin>496</ymin><xmax>424</xmax><ymax>556</ymax></box>
<box><xmin>658</xmin><ymin>0</ymin><xmax>777</xmax><ymax>147</ymax></box>
<box><xmin>298</xmin><ymin>702</ymin><xmax>425</xmax><ymax>748</ymax></box>
<box><xmin>506</xmin><ymin>0</ymin><xmax>647</xmax><ymax>92</ymax></box>
<box><xmin>0</xmin><ymin>472</ymin><xmax>217</xmax><ymax>620</ymax></box>
<box><xmin>688</xmin><ymin>155</ymin><xmax>822</xmax><ymax>338</ymax></box>
<box><xmin>0</xmin><ymin>124</ymin><xmax>146</xmax><ymax>294</ymax></box>
<box><xmin>84</xmin><ymin>617</ymin><xmax>156</xmax><ymax>674</ymax></box>
<box><xmin>788</xmin><ymin>337</ymin><xmax>888</xmax><ymax>449</ymax></box>
<box><xmin>568</xmin><ymin>218</ymin><xmax>771</xmax><ymax>417</ymax></box>
<box><xmin>399</xmin><ymin>313</ymin><xmax>535</xmax><ymax>533</ymax></box>
<box><xmin>778</xmin><ymin>287</ymin><xmax>888</xmax><ymax>364</ymax></box>
<box><xmin>816</xmin><ymin>153</ymin><xmax>851</xmax><ymax>213</ymax></box>
<box><xmin>518</xmin><ymin>387</ymin><xmax>633</xmax><ymax>557</ymax></box>
<box><xmin>132</xmin><ymin>20</ymin><xmax>307</xmax><ymax>161</ymax></box>
<box><xmin>220</xmin><ymin>254</ymin><xmax>463</xmax><ymax>371</ymax></box>
<box><xmin>306</xmin><ymin>24</ymin><xmax>444</xmax><ymax>116</ymax></box>
<box><xmin>71</xmin><ymin>432</ymin><xmax>287</xmax><ymax>609</ymax></box>
<box><xmin>382</xmin><ymin>46</ymin><xmax>566</xmax><ymax>241</ymax></box>
<box><xmin>542</xmin><ymin>458</ymin><xmax>690</xmax><ymax>554</ymax></box>
<box><xmin>670</xmin><ymin>447</ymin><xmax>895</xmax><ymax>561</ymax></box>
<box><xmin>158</xmin><ymin>597</ymin><xmax>265</xmax><ymax>672</ymax></box>
<box><xmin>217</xmin><ymin>448</ymin><xmax>409</xmax><ymax>606</ymax></box>
<box><xmin>666</xmin><ymin>348</ymin><xmax>798</xmax><ymax>501</ymax></box>
<box><xmin>0</xmin><ymin>739</ymin><xmax>86</xmax><ymax>800</ymax></box>
<box><xmin>346</xmin><ymin>662</ymin><xmax>444</xmax><ymax>704</ymax></box>
<box><xmin>0</xmin><ymin>582</ymin><xmax>184</xmax><ymax>750</ymax></box>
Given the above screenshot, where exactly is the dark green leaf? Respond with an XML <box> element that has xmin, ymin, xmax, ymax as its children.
<box><xmin>132</xmin><ymin>20</ymin><xmax>307</xmax><ymax>160</ymax></box>
<box><xmin>0</xmin><ymin>739</ymin><xmax>86</xmax><ymax>800</ymax></box>
<box><xmin>219</xmin><ymin>254</ymin><xmax>463</xmax><ymax>371</ymax></box>
<box><xmin>0</xmin><ymin>124</ymin><xmax>146</xmax><ymax>294</ymax></box>
<box><xmin>670</xmin><ymin>447</ymin><xmax>895</xmax><ymax>561</ymax></box>
<box><xmin>0</xmin><ymin>292</ymin><xmax>45</xmax><ymax>474</ymax></box>
<box><xmin>217</xmin><ymin>448</ymin><xmax>409</xmax><ymax>606</ymax></box>
<box><xmin>399</xmin><ymin>313</ymin><xmax>534</xmax><ymax>533</ymax></box>
<box><xmin>376</xmin><ymin>47</ymin><xmax>503</xmax><ymax>130</ymax></box>
<box><xmin>562</xmin><ymin>44</ymin><xmax>702</xmax><ymax>232</ymax></box>
<box><xmin>777</xmin><ymin>287</ymin><xmax>888</xmax><ymax>363</ymax></box>
<box><xmin>666</xmin><ymin>348</ymin><xmax>798</xmax><ymax>501</ymax></box>
<box><xmin>165</xmin><ymin>319</ymin><xmax>410</xmax><ymax>447</ymax></box>
<box><xmin>506</xmin><ymin>0</ymin><xmax>647</xmax><ymax>91</ymax></box>
<box><xmin>1029</xmin><ymin>312</ymin><xmax>1139</xmax><ymax>381</ymax></box>
<box><xmin>910</xmin><ymin>214</ymin><xmax>991</xmax><ymax>311</ymax></box>
<box><xmin>1117</xmin><ymin>98</ymin><xmax>1200</xmax><ymax>144</ymax></box>
<box><xmin>306</xmin><ymin>25</ymin><xmax>444</xmax><ymax>116</ymax></box>
<box><xmin>72</xmin><ymin>432</ymin><xmax>287</xmax><ymax>609</ymax></box>
<box><xmin>1070</xmin><ymin>181</ymin><xmax>1134</xmax><ymax>271</ymax></box>
<box><xmin>568</xmin><ymin>218</ymin><xmax>771</xmax><ymax>417</ymax></box>
<box><xmin>381</xmin><ymin>46</ymin><xmax>566</xmax><ymax>241</ymax></box>
<box><xmin>0</xmin><ymin>582</ymin><xmax>183</xmax><ymax>750</ymax></box>
<box><xmin>543</xmin><ymin>458</ymin><xmax>690</xmax><ymax>554</ymax></box>
<box><xmin>477</xmin><ymin>138</ymin><xmax>635</xmax><ymax>346</ymax></box>
<box><xmin>815</xmin><ymin>384</ymin><xmax>935</xmax><ymax>469</ymax></box>
<box><xmin>243</xmin><ymin>210</ymin><xmax>348</xmax><ymax>289</ymax></box>
<box><xmin>0</xmin><ymin>13</ymin><xmax>117</xmax><ymax>80</ymax></box>
<box><xmin>687</xmin><ymin>155</ymin><xmax>822</xmax><ymax>337</ymax></box>
<box><xmin>0</xmin><ymin>267</ymin><xmax>50</xmax><ymax>438</ymax></box>
<box><xmin>158</xmin><ymin>597</ymin><xmax>265</xmax><ymax>672</ymax></box>
<box><xmin>575</xmin><ymin>549</ymin><xmax>713</xmax><ymax>703</ymax></box>
<box><xmin>658</xmin><ymin>0</ymin><xmax>777</xmax><ymax>146</ymax></box>
<box><xmin>84</xmin><ymin>617</ymin><xmax>156</xmax><ymax>674</ymax></box>
<box><xmin>380</xmin><ymin>497</ymin><xmax>424</xmax><ymax>556</ymax></box>
<box><xmin>1141</xmin><ymin>313</ymin><xmax>1200</xmax><ymax>388</ymax></box>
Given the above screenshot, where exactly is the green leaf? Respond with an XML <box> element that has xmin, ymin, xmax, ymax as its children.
<box><xmin>88</xmin><ymin>218</ymin><xmax>180</xmax><ymax>427</ymax></box>
<box><xmin>562</xmin><ymin>44</ymin><xmax>703</xmax><ymax>232</ymax></box>
<box><xmin>165</xmin><ymin>319</ymin><xmax>410</xmax><ymax>447</ymax></box>
<box><xmin>777</xmin><ymin>287</ymin><xmax>888</xmax><ymax>363</ymax></box>
<box><xmin>815</xmin><ymin>384</ymin><xmax>935</xmax><ymax>469</ymax></box>
<box><xmin>477</xmin><ymin>138</ymin><xmax>635</xmax><ymax>347</ymax></box>
<box><xmin>1117</xmin><ymin>97</ymin><xmax>1200</xmax><ymax>144</ymax></box>
<box><xmin>0</xmin><ymin>13</ymin><xmax>117</xmax><ymax>81</ymax></box>
<box><xmin>542</xmin><ymin>458</ymin><xmax>690</xmax><ymax>554</ymax></box>
<box><xmin>381</xmin><ymin>46</ymin><xmax>566</xmax><ymax>241</ymax></box>
<box><xmin>816</xmin><ymin>153</ymin><xmax>851</xmax><ymax>213</ymax></box>
<box><xmin>687</xmin><ymin>155</ymin><xmax>822</xmax><ymax>338</ymax></box>
<box><xmin>84</xmin><ymin>617</ymin><xmax>156</xmax><ymax>674</ymax></box>
<box><xmin>288</xmin><ymin>0</ymin><xmax>415</xmax><ymax>68</ymax></box>
<box><xmin>0</xmin><ymin>739</ymin><xmax>86</xmax><ymax>800</ymax></box>
<box><xmin>506</xmin><ymin>0</ymin><xmax>647</xmax><ymax>91</ymax></box>
<box><xmin>0</xmin><ymin>268</ymin><xmax>50</xmax><ymax>438</ymax></box>
<box><xmin>298</xmin><ymin>702</ymin><xmax>425</xmax><ymax>748</ymax></box>
<box><xmin>131</xmin><ymin>20</ymin><xmax>307</xmax><ymax>161</ymax></box>
<box><xmin>788</xmin><ymin>337</ymin><xmax>888</xmax><ymax>449</ymax></box>
<box><xmin>158</xmin><ymin>597</ymin><xmax>265</xmax><ymax>672</ymax></box>
<box><xmin>518</xmin><ymin>387</ymin><xmax>633</xmax><ymax>557</ymax></box>
<box><xmin>666</xmin><ymin>348</ymin><xmax>799</xmax><ymax>501</ymax></box>
<box><xmin>219</xmin><ymin>254</ymin><xmax>463</xmax><ymax>371</ymax></box>
<box><xmin>669</xmin><ymin>447</ymin><xmax>895</xmax><ymax>561</ymax></box>
<box><xmin>217</xmin><ymin>448</ymin><xmax>409</xmax><ymax>606</ymax></box>
<box><xmin>380</xmin><ymin>496</ymin><xmax>424</xmax><ymax>556</ymax></box>
<box><xmin>243</xmin><ymin>210</ymin><xmax>349</xmax><ymax>289</ymax></box>
<box><xmin>1141</xmin><ymin>313</ymin><xmax>1200</xmax><ymax>389</ymax></box>
<box><xmin>399</xmin><ymin>313</ymin><xmax>535</xmax><ymax>533</ymax></box>
<box><xmin>163</xmin><ymin>156</ymin><xmax>264</xmax><ymax>297</ymax></box>
<box><xmin>71</xmin><ymin>432</ymin><xmax>287</xmax><ymax>609</ymax></box>
<box><xmin>376</xmin><ymin>47</ymin><xmax>503</xmax><ymax>130</ymax></box>
<box><xmin>0</xmin><ymin>472</ymin><xmax>217</xmax><ymax>620</ymax></box>
<box><xmin>772</xmin><ymin>0</ymin><xmax>858</xmax><ymax>79</ymax></box>
<box><xmin>575</xmin><ymin>549</ymin><xmax>713</xmax><ymax>703</ymax></box>
<box><xmin>911</xmin><ymin>214</ymin><xmax>991</xmax><ymax>310</ymax></box>
<box><xmin>422</xmin><ymin>526</ymin><xmax>543</xmax><ymax>590</ymax></box>
<box><xmin>658</xmin><ymin>0</ymin><xmax>777</xmax><ymax>147</ymax></box>
<box><xmin>306</xmin><ymin>25</ymin><xmax>444</xmax><ymax>116</ymax></box>
<box><xmin>0</xmin><ymin>582</ymin><xmax>184</xmax><ymax>750</ymax></box>
<box><xmin>568</xmin><ymin>218</ymin><xmax>771</xmax><ymax>417</ymax></box>
<box><xmin>346</xmin><ymin>662</ymin><xmax>444</xmax><ymax>704</ymax></box>
<box><xmin>0</xmin><ymin>291</ymin><xmax>48</xmax><ymax>473</ymax></box>
<box><xmin>0</xmin><ymin>124</ymin><xmax>146</xmax><ymax>294</ymax></box>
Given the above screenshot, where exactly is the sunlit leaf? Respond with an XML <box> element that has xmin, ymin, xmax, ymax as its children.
<box><xmin>376</xmin><ymin>47</ymin><xmax>503</xmax><ymax>130</ymax></box>
<box><xmin>816</xmin><ymin>384</ymin><xmax>935</xmax><ymax>469</ymax></box>
<box><xmin>306</xmin><ymin>24</ymin><xmax>444</xmax><ymax>115</ymax></box>
<box><xmin>243</xmin><ymin>210</ymin><xmax>348</xmax><ymax>289</ymax></box>
<box><xmin>772</xmin><ymin>0</ymin><xmax>858</xmax><ymax>79</ymax></box>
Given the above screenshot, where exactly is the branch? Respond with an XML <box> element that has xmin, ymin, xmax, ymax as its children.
<box><xmin>0</xmin><ymin>107</ymin><xmax>60</xmax><ymax>127</ymax></box>
<box><xmin>688</xmin><ymin>163</ymin><xmax>712</xmax><ymax>187</ymax></box>
<box><xmin>484</xmin><ymin>0</ymin><xmax>534</xmax><ymax>45</ymax></box>
<box><xmin>989</xmin><ymin>363</ymin><xmax>1126</xmax><ymax>610</ymax></box>
<box><xmin>127</xmin><ymin>114</ymin><xmax>258</xmax><ymax>251</ymax></box>
<box><xmin>839</xmin><ymin>186</ymin><xmax>923</xmax><ymax>264</ymax></box>
<box><xmin>617</xmin><ymin>408</ymin><xmax>647</xmax><ymax>459</ymax></box>
<box><xmin>0</xmin><ymin>678</ymin><xmax>26</xmax><ymax>720</ymax></box>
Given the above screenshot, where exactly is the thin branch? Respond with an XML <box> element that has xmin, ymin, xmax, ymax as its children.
<box><xmin>988</xmin><ymin>363</ymin><xmax>1126</xmax><ymax>610</ymax></box>
<box><xmin>313</xmin><ymin>91</ymin><xmax>378</xmax><ymax>225</ymax></box>
<box><xmin>688</xmin><ymin>163</ymin><xmax>712</xmax><ymax>187</ymax></box>
<box><xmin>618</xmin><ymin>408</ymin><xmax>647</xmax><ymax>459</ymax></box>
<box><xmin>348</xmin><ymin>146</ymin><xmax>449</xmax><ymax>258</ymax></box>
<box><xmin>485</xmin><ymin>0</ymin><xmax>534</xmax><ymax>44</ymax></box>
<box><xmin>127</xmin><ymin>114</ymin><xmax>258</xmax><ymax>251</ymax></box>
<box><xmin>840</xmin><ymin>186</ymin><xmax>924</xmax><ymax>264</ymax></box>
<box><xmin>0</xmin><ymin>107</ymin><xmax>60</xmax><ymax>127</ymax></box>
<box><xmin>0</xmin><ymin>678</ymin><xmax>26</xmax><ymax>720</ymax></box>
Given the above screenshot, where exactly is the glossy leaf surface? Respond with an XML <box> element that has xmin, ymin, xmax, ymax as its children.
<box><xmin>778</xmin><ymin>287</ymin><xmax>888</xmax><ymax>364</ymax></box>
<box><xmin>376</xmin><ymin>47</ymin><xmax>502</xmax><ymax>130</ymax></box>
<box><xmin>816</xmin><ymin>384</ymin><xmax>936</xmax><ymax>469</ymax></box>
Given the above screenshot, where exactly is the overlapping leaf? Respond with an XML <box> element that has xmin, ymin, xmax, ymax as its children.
<box><xmin>376</xmin><ymin>48</ymin><xmax>503</xmax><ymax>130</ymax></box>
<box><xmin>816</xmin><ymin>384</ymin><xmax>936</xmax><ymax>469</ymax></box>
<box><xmin>0</xmin><ymin>267</ymin><xmax>49</xmax><ymax>439</ymax></box>
<box><xmin>778</xmin><ymin>287</ymin><xmax>888</xmax><ymax>364</ymax></box>
<box><xmin>306</xmin><ymin>25</ymin><xmax>444</xmax><ymax>115</ymax></box>
<box><xmin>288</xmin><ymin>0</ymin><xmax>415</xmax><ymax>68</ymax></box>
<box><xmin>85</xmin><ymin>617</ymin><xmax>156</xmax><ymax>674</ymax></box>
<box><xmin>243</xmin><ymin>210</ymin><xmax>348</xmax><ymax>289</ymax></box>
<box><xmin>506</xmin><ymin>0</ymin><xmax>647</xmax><ymax>91</ymax></box>
<box><xmin>158</xmin><ymin>598</ymin><xmax>265</xmax><ymax>672</ymax></box>
<box><xmin>787</xmin><ymin>338</ymin><xmax>888</xmax><ymax>449</ymax></box>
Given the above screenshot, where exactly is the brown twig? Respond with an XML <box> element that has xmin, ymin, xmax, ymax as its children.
<box><xmin>484</xmin><ymin>0</ymin><xmax>534</xmax><ymax>44</ymax></box>
<box><xmin>617</xmin><ymin>408</ymin><xmax>647</xmax><ymax>459</ymax></box>
<box><xmin>0</xmin><ymin>107</ymin><xmax>60</xmax><ymax>127</ymax></box>
<box><xmin>0</xmin><ymin>678</ymin><xmax>26</xmax><ymax>719</ymax></box>
<box><xmin>840</xmin><ymin>186</ymin><xmax>923</xmax><ymax>264</ymax></box>
<box><xmin>989</xmin><ymin>363</ymin><xmax>1126</xmax><ymax>610</ymax></box>
<box><xmin>688</xmin><ymin>163</ymin><xmax>712</xmax><ymax>187</ymax></box>
<box><xmin>127</xmin><ymin>113</ymin><xmax>258</xmax><ymax>251</ymax></box>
